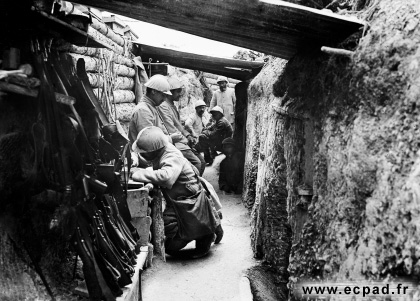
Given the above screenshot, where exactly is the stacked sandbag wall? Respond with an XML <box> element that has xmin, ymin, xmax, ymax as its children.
<box><xmin>54</xmin><ymin>17</ymin><xmax>141</xmax><ymax>131</ymax></box>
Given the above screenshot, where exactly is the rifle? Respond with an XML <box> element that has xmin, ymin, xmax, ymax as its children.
<box><xmin>76</xmin><ymin>58</ymin><xmax>109</xmax><ymax>126</ymax></box>
<box><xmin>31</xmin><ymin>39</ymin><xmax>72</xmax><ymax>190</ymax></box>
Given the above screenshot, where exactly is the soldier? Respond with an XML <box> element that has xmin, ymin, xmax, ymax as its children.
<box><xmin>195</xmin><ymin>106</ymin><xmax>233</xmax><ymax>166</ymax></box>
<box><xmin>157</xmin><ymin>77</ymin><xmax>205</xmax><ymax>175</ymax></box>
<box><xmin>131</xmin><ymin>127</ymin><xmax>217</xmax><ymax>258</ymax></box>
<box><xmin>128</xmin><ymin>74</ymin><xmax>175</xmax><ymax>143</ymax></box>
<box><xmin>184</xmin><ymin>99</ymin><xmax>211</xmax><ymax>141</ymax></box>
<box><xmin>219</xmin><ymin>138</ymin><xmax>244</xmax><ymax>194</ymax></box>
<box><xmin>209</xmin><ymin>76</ymin><xmax>236</xmax><ymax>128</ymax></box>
<box><xmin>128</xmin><ymin>75</ymin><xmax>184</xmax><ymax>167</ymax></box>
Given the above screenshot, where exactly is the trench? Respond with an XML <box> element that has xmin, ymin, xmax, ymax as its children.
<box><xmin>5</xmin><ymin>0</ymin><xmax>407</xmax><ymax>299</ymax></box>
<box><xmin>142</xmin><ymin>155</ymin><xmax>257</xmax><ymax>301</ymax></box>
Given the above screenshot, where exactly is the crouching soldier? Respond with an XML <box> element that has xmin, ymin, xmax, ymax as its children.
<box><xmin>131</xmin><ymin>126</ymin><xmax>219</xmax><ymax>258</ymax></box>
<box><xmin>219</xmin><ymin>138</ymin><xmax>244</xmax><ymax>194</ymax></box>
<box><xmin>195</xmin><ymin>106</ymin><xmax>233</xmax><ymax>166</ymax></box>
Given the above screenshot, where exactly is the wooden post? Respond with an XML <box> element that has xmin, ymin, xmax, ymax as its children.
<box><xmin>321</xmin><ymin>46</ymin><xmax>354</xmax><ymax>57</ymax></box>
<box><xmin>150</xmin><ymin>188</ymin><xmax>166</xmax><ymax>261</ymax></box>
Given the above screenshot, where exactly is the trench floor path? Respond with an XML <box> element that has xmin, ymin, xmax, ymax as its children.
<box><xmin>141</xmin><ymin>155</ymin><xmax>256</xmax><ymax>301</ymax></box>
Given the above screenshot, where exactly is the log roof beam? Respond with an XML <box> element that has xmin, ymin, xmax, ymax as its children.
<box><xmin>133</xmin><ymin>43</ymin><xmax>264</xmax><ymax>81</ymax></box>
<box><xmin>71</xmin><ymin>0</ymin><xmax>365</xmax><ymax>60</ymax></box>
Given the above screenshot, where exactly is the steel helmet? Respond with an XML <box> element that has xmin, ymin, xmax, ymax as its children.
<box><xmin>210</xmin><ymin>106</ymin><xmax>224</xmax><ymax>115</ymax></box>
<box><xmin>194</xmin><ymin>99</ymin><xmax>207</xmax><ymax>108</ymax></box>
<box><xmin>144</xmin><ymin>74</ymin><xmax>172</xmax><ymax>95</ymax></box>
<box><xmin>216</xmin><ymin>76</ymin><xmax>229</xmax><ymax>84</ymax></box>
<box><xmin>167</xmin><ymin>77</ymin><xmax>183</xmax><ymax>90</ymax></box>
<box><xmin>132</xmin><ymin>126</ymin><xmax>168</xmax><ymax>153</ymax></box>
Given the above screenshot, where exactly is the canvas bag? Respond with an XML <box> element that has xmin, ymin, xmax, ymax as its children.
<box><xmin>161</xmin><ymin>162</ymin><xmax>219</xmax><ymax>241</ymax></box>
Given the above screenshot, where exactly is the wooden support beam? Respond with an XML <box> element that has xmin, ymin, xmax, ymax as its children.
<box><xmin>137</xmin><ymin>44</ymin><xmax>263</xmax><ymax>69</ymax></box>
<box><xmin>202</xmin><ymin>72</ymin><xmax>241</xmax><ymax>84</ymax></box>
<box><xmin>134</xmin><ymin>43</ymin><xmax>263</xmax><ymax>80</ymax></box>
<box><xmin>72</xmin><ymin>0</ymin><xmax>364</xmax><ymax>59</ymax></box>
<box><xmin>205</xmin><ymin>77</ymin><xmax>236</xmax><ymax>88</ymax></box>
<box><xmin>321</xmin><ymin>46</ymin><xmax>354</xmax><ymax>57</ymax></box>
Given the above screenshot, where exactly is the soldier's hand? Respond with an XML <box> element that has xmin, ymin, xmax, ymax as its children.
<box><xmin>170</xmin><ymin>132</ymin><xmax>183</xmax><ymax>143</ymax></box>
<box><xmin>187</xmin><ymin>135</ymin><xmax>196</xmax><ymax>146</ymax></box>
<box><xmin>131</xmin><ymin>152</ymin><xmax>139</xmax><ymax>167</ymax></box>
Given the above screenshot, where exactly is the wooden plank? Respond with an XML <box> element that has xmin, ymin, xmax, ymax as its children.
<box><xmin>131</xmin><ymin>216</ymin><xmax>152</xmax><ymax>246</ymax></box>
<box><xmin>71</xmin><ymin>0</ymin><xmax>364</xmax><ymax>59</ymax></box>
<box><xmin>126</xmin><ymin>188</ymin><xmax>149</xmax><ymax>218</ymax></box>
<box><xmin>116</xmin><ymin>247</ymin><xmax>149</xmax><ymax>301</ymax></box>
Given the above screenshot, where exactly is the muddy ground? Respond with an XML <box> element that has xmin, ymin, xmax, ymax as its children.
<box><xmin>141</xmin><ymin>155</ymin><xmax>257</xmax><ymax>301</ymax></box>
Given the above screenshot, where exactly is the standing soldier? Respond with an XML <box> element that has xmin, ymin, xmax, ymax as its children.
<box><xmin>209</xmin><ymin>76</ymin><xmax>236</xmax><ymax>128</ymax></box>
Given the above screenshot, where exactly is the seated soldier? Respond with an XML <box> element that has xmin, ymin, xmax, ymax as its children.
<box><xmin>219</xmin><ymin>138</ymin><xmax>244</xmax><ymax>194</ymax></box>
<box><xmin>131</xmin><ymin>126</ymin><xmax>218</xmax><ymax>258</ymax></box>
<box><xmin>195</xmin><ymin>106</ymin><xmax>233</xmax><ymax>166</ymax></box>
<box><xmin>184</xmin><ymin>99</ymin><xmax>211</xmax><ymax>141</ymax></box>
<box><xmin>157</xmin><ymin>77</ymin><xmax>205</xmax><ymax>176</ymax></box>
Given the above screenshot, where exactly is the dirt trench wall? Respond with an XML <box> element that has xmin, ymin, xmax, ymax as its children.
<box><xmin>245</xmin><ymin>0</ymin><xmax>420</xmax><ymax>295</ymax></box>
<box><xmin>244</xmin><ymin>58</ymin><xmax>291</xmax><ymax>294</ymax></box>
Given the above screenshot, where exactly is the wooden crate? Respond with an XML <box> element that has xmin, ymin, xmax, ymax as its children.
<box><xmin>126</xmin><ymin>188</ymin><xmax>149</xmax><ymax>218</ymax></box>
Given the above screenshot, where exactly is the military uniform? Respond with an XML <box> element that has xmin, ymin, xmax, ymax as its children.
<box><xmin>196</xmin><ymin>117</ymin><xmax>233</xmax><ymax>164</ymax></box>
<box><xmin>157</xmin><ymin>100</ymin><xmax>205</xmax><ymax>175</ymax></box>
<box><xmin>219</xmin><ymin>152</ymin><xmax>245</xmax><ymax>194</ymax></box>
<box><xmin>128</xmin><ymin>95</ymin><xmax>168</xmax><ymax>144</ymax></box>
<box><xmin>132</xmin><ymin>143</ymin><xmax>213</xmax><ymax>252</ymax></box>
